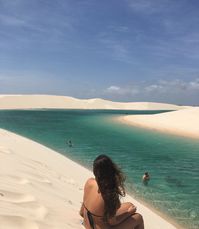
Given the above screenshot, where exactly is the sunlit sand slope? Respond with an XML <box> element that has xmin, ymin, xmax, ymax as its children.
<box><xmin>120</xmin><ymin>107</ymin><xmax>199</xmax><ymax>139</ymax></box>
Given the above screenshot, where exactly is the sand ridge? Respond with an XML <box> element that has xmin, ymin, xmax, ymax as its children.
<box><xmin>119</xmin><ymin>107</ymin><xmax>199</xmax><ymax>139</ymax></box>
<box><xmin>0</xmin><ymin>94</ymin><xmax>188</xmax><ymax>110</ymax></box>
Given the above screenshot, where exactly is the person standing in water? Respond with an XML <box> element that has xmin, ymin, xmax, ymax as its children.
<box><xmin>142</xmin><ymin>172</ymin><xmax>150</xmax><ymax>185</ymax></box>
<box><xmin>66</xmin><ymin>139</ymin><xmax>73</xmax><ymax>147</ymax></box>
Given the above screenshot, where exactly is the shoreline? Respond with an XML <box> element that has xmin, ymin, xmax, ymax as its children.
<box><xmin>126</xmin><ymin>189</ymin><xmax>184</xmax><ymax>229</ymax></box>
<box><xmin>118</xmin><ymin>116</ymin><xmax>199</xmax><ymax>140</ymax></box>
<box><xmin>117</xmin><ymin>107</ymin><xmax>199</xmax><ymax>140</ymax></box>
<box><xmin>0</xmin><ymin>128</ymin><xmax>178</xmax><ymax>229</ymax></box>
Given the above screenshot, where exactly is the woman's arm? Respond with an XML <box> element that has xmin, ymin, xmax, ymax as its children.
<box><xmin>79</xmin><ymin>178</ymin><xmax>94</xmax><ymax>218</ymax></box>
<box><xmin>79</xmin><ymin>203</ymin><xmax>84</xmax><ymax>217</ymax></box>
<box><xmin>108</xmin><ymin>202</ymin><xmax>137</xmax><ymax>226</ymax></box>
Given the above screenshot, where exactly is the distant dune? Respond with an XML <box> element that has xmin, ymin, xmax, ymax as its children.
<box><xmin>0</xmin><ymin>95</ymin><xmax>188</xmax><ymax>110</ymax></box>
<box><xmin>120</xmin><ymin>107</ymin><xmax>199</xmax><ymax>139</ymax></box>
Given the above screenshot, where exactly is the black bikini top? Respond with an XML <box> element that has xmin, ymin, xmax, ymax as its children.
<box><xmin>83</xmin><ymin>203</ymin><xmax>103</xmax><ymax>217</ymax></box>
<box><xmin>83</xmin><ymin>203</ymin><xmax>103</xmax><ymax>229</ymax></box>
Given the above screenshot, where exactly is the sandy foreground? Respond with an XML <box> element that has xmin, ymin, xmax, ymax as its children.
<box><xmin>0</xmin><ymin>95</ymin><xmax>188</xmax><ymax>110</ymax></box>
<box><xmin>119</xmin><ymin>107</ymin><xmax>199</xmax><ymax>139</ymax></box>
<box><xmin>0</xmin><ymin>129</ymin><xmax>178</xmax><ymax>229</ymax></box>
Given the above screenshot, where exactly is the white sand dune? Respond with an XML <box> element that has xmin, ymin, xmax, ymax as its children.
<box><xmin>0</xmin><ymin>129</ymin><xmax>178</xmax><ymax>229</ymax></box>
<box><xmin>0</xmin><ymin>94</ymin><xmax>187</xmax><ymax>110</ymax></box>
<box><xmin>119</xmin><ymin>107</ymin><xmax>199</xmax><ymax>139</ymax></box>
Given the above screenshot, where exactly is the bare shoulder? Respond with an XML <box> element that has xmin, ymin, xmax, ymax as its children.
<box><xmin>85</xmin><ymin>177</ymin><xmax>95</xmax><ymax>186</ymax></box>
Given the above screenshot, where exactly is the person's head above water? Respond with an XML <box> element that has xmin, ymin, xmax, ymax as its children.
<box><xmin>93</xmin><ymin>154</ymin><xmax>126</xmax><ymax>219</ymax></box>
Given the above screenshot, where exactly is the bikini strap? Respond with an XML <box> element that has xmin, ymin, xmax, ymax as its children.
<box><xmin>83</xmin><ymin>203</ymin><xmax>103</xmax><ymax>217</ymax></box>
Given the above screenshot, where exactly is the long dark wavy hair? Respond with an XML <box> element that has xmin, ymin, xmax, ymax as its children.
<box><xmin>93</xmin><ymin>154</ymin><xmax>126</xmax><ymax>220</ymax></box>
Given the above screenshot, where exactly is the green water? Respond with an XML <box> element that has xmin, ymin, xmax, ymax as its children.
<box><xmin>0</xmin><ymin>109</ymin><xmax>198</xmax><ymax>229</ymax></box>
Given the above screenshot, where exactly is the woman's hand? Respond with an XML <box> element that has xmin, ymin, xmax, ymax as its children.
<box><xmin>127</xmin><ymin>205</ymin><xmax>137</xmax><ymax>214</ymax></box>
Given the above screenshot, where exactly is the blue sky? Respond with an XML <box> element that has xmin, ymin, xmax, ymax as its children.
<box><xmin>0</xmin><ymin>0</ymin><xmax>199</xmax><ymax>105</ymax></box>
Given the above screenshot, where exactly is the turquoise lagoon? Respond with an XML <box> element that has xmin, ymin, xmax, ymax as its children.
<box><xmin>0</xmin><ymin>109</ymin><xmax>198</xmax><ymax>229</ymax></box>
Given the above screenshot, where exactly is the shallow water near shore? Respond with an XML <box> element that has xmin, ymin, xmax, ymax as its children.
<box><xmin>0</xmin><ymin>109</ymin><xmax>198</xmax><ymax>229</ymax></box>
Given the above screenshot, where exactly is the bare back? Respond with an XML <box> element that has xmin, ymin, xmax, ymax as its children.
<box><xmin>82</xmin><ymin>178</ymin><xmax>109</xmax><ymax>229</ymax></box>
<box><xmin>80</xmin><ymin>178</ymin><xmax>144</xmax><ymax>229</ymax></box>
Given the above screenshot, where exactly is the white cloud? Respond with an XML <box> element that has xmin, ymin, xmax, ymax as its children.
<box><xmin>128</xmin><ymin>0</ymin><xmax>153</xmax><ymax>11</ymax></box>
<box><xmin>105</xmin><ymin>85</ymin><xmax>140</xmax><ymax>96</ymax></box>
<box><xmin>109</xmin><ymin>25</ymin><xmax>129</xmax><ymax>33</ymax></box>
<box><xmin>145</xmin><ymin>84</ymin><xmax>163</xmax><ymax>92</ymax></box>
<box><xmin>189</xmin><ymin>79</ymin><xmax>199</xmax><ymax>90</ymax></box>
<box><xmin>127</xmin><ymin>0</ymin><xmax>170</xmax><ymax>14</ymax></box>
<box><xmin>143</xmin><ymin>79</ymin><xmax>199</xmax><ymax>94</ymax></box>
<box><xmin>107</xmin><ymin>86</ymin><xmax>121</xmax><ymax>92</ymax></box>
<box><xmin>103</xmin><ymin>78</ymin><xmax>199</xmax><ymax>104</ymax></box>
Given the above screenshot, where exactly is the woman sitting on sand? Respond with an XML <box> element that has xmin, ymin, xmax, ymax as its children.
<box><xmin>79</xmin><ymin>154</ymin><xmax>144</xmax><ymax>229</ymax></box>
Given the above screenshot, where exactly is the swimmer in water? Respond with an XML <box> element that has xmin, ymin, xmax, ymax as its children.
<box><xmin>142</xmin><ymin>172</ymin><xmax>150</xmax><ymax>185</ymax></box>
<box><xmin>66</xmin><ymin>140</ymin><xmax>73</xmax><ymax>147</ymax></box>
